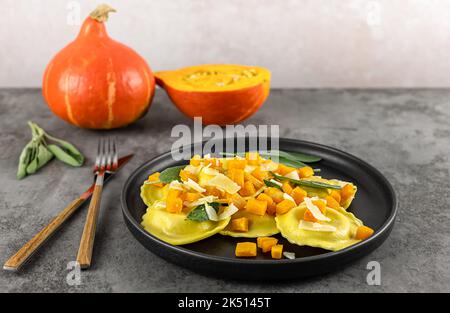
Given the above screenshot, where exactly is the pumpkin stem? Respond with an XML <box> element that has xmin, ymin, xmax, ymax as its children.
<box><xmin>89</xmin><ymin>4</ymin><xmax>116</xmax><ymax>22</ymax></box>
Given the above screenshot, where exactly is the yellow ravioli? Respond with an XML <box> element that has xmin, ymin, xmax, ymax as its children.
<box><xmin>275</xmin><ymin>203</ymin><xmax>363</xmax><ymax>251</ymax></box>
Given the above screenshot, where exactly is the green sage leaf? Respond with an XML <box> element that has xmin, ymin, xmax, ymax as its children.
<box><xmin>276</xmin><ymin>156</ymin><xmax>307</xmax><ymax>168</ymax></box>
<box><xmin>187</xmin><ymin>202</ymin><xmax>220</xmax><ymax>222</ymax></box>
<box><xmin>159</xmin><ymin>165</ymin><xmax>186</xmax><ymax>183</ymax></box>
<box><xmin>271</xmin><ymin>172</ymin><xmax>341</xmax><ymax>190</ymax></box>
<box><xmin>27</xmin><ymin>144</ymin><xmax>53</xmax><ymax>174</ymax></box>
<box><xmin>17</xmin><ymin>141</ymin><xmax>34</xmax><ymax>179</ymax></box>
<box><xmin>47</xmin><ymin>144</ymin><xmax>83</xmax><ymax>167</ymax></box>
<box><xmin>44</xmin><ymin>136</ymin><xmax>84</xmax><ymax>166</ymax></box>
<box><xmin>260</xmin><ymin>150</ymin><xmax>321</xmax><ymax>164</ymax></box>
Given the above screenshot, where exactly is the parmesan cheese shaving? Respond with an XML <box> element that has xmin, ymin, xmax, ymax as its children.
<box><xmin>269</xmin><ymin>179</ymin><xmax>282</xmax><ymax>187</ymax></box>
<box><xmin>298</xmin><ymin>220</ymin><xmax>337</xmax><ymax>232</ymax></box>
<box><xmin>261</xmin><ymin>161</ymin><xmax>278</xmax><ymax>171</ymax></box>
<box><xmin>185</xmin><ymin>178</ymin><xmax>206</xmax><ymax>193</ymax></box>
<box><xmin>202</xmin><ymin>167</ymin><xmax>220</xmax><ymax>176</ymax></box>
<box><xmin>184</xmin><ymin>164</ymin><xmax>201</xmax><ymax>175</ymax></box>
<box><xmin>185</xmin><ymin>195</ymin><xmax>218</xmax><ymax>208</ymax></box>
<box><xmin>169</xmin><ymin>180</ymin><xmax>184</xmax><ymax>191</ymax></box>
<box><xmin>244</xmin><ymin>165</ymin><xmax>257</xmax><ymax>173</ymax></box>
<box><xmin>283</xmin><ymin>193</ymin><xmax>295</xmax><ymax>203</ymax></box>
<box><xmin>203</xmin><ymin>173</ymin><xmax>241</xmax><ymax>194</ymax></box>
<box><xmin>283</xmin><ymin>252</ymin><xmax>296</xmax><ymax>259</ymax></box>
<box><xmin>153</xmin><ymin>201</ymin><xmax>166</xmax><ymax>209</ymax></box>
<box><xmin>304</xmin><ymin>197</ymin><xmax>330</xmax><ymax>221</ymax></box>
<box><xmin>285</xmin><ymin>170</ymin><xmax>300</xmax><ymax>180</ymax></box>
<box><xmin>218</xmin><ymin>203</ymin><xmax>239</xmax><ymax>220</ymax></box>
<box><xmin>205</xmin><ymin>203</ymin><xmax>218</xmax><ymax>221</ymax></box>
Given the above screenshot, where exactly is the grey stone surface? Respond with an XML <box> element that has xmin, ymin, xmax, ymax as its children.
<box><xmin>0</xmin><ymin>88</ymin><xmax>449</xmax><ymax>292</ymax></box>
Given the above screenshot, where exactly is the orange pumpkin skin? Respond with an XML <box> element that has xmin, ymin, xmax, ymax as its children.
<box><xmin>155</xmin><ymin>65</ymin><xmax>271</xmax><ymax>125</ymax></box>
<box><xmin>42</xmin><ymin>8</ymin><xmax>155</xmax><ymax>129</ymax></box>
<box><xmin>160</xmin><ymin>83</ymin><xmax>269</xmax><ymax>125</ymax></box>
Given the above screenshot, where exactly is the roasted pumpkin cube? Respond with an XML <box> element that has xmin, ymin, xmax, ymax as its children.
<box><xmin>251</xmin><ymin>167</ymin><xmax>268</xmax><ymax>181</ymax></box>
<box><xmin>167</xmin><ymin>188</ymin><xmax>181</xmax><ymax>199</ymax></box>
<box><xmin>235</xmin><ymin>242</ymin><xmax>257</xmax><ymax>257</ymax></box>
<box><xmin>271</xmin><ymin>244</ymin><xmax>283</xmax><ymax>259</ymax></box>
<box><xmin>147</xmin><ymin>172</ymin><xmax>163</xmax><ymax>187</ymax></box>
<box><xmin>303</xmin><ymin>200</ymin><xmax>327</xmax><ymax>222</ymax></box>
<box><xmin>326</xmin><ymin>195</ymin><xmax>340</xmax><ymax>209</ymax></box>
<box><xmin>276</xmin><ymin>199</ymin><xmax>296</xmax><ymax>215</ymax></box>
<box><xmin>330</xmin><ymin>190</ymin><xmax>341</xmax><ymax>203</ymax></box>
<box><xmin>244</xmin><ymin>172</ymin><xmax>264</xmax><ymax>189</ymax></box>
<box><xmin>246</xmin><ymin>198</ymin><xmax>267</xmax><ymax>216</ymax></box>
<box><xmin>205</xmin><ymin>186</ymin><xmax>224</xmax><ymax>198</ymax></box>
<box><xmin>298</xmin><ymin>166</ymin><xmax>314</xmax><ymax>178</ymax></box>
<box><xmin>228</xmin><ymin>168</ymin><xmax>245</xmax><ymax>187</ymax></box>
<box><xmin>260</xmin><ymin>237</ymin><xmax>278</xmax><ymax>253</ymax></box>
<box><xmin>281</xmin><ymin>181</ymin><xmax>293</xmax><ymax>194</ymax></box>
<box><xmin>203</xmin><ymin>158</ymin><xmax>219</xmax><ymax>168</ymax></box>
<box><xmin>340</xmin><ymin>184</ymin><xmax>355</xmax><ymax>204</ymax></box>
<box><xmin>227</xmin><ymin>159</ymin><xmax>247</xmax><ymax>170</ymax></box>
<box><xmin>291</xmin><ymin>186</ymin><xmax>307</xmax><ymax>204</ymax></box>
<box><xmin>313</xmin><ymin>200</ymin><xmax>327</xmax><ymax>214</ymax></box>
<box><xmin>179</xmin><ymin>169</ymin><xmax>198</xmax><ymax>182</ymax></box>
<box><xmin>355</xmin><ymin>226</ymin><xmax>374</xmax><ymax>240</ymax></box>
<box><xmin>264</xmin><ymin>187</ymin><xmax>284</xmax><ymax>203</ymax></box>
<box><xmin>228</xmin><ymin>193</ymin><xmax>247</xmax><ymax>210</ymax></box>
<box><xmin>257</xmin><ymin>236</ymin><xmax>272</xmax><ymax>248</ymax></box>
<box><xmin>303</xmin><ymin>210</ymin><xmax>317</xmax><ymax>222</ymax></box>
<box><xmin>256</xmin><ymin>193</ymin><xmax>273</xmax><ymax>206</ymax></box>
<box><xmin>185</xmin><ymin>192</ymin><xmax>202</xmax><ymax>202</ymax></box>
<box><xmin>166</xmin><ymin>197</ymin><xmax>183</xmax><ymax>213</ymax></box>
<box><xmin>266</xmin><ymin>202</ymin><xmax>277</xmax><ymax>215</ymax></box>
<box><xmin>245</xmin><ymin>151</ymin><xmax>261</xmax><ymax>165</ymax></box>
<box><xmin>190</xmin><ymin>155</ymin><xmax>202</xmax><ymax>166</ymax></box>
<box><xmin>275</xmin><ymin>164</ymin><xmax>296</xmax><ymax>176</ymax></box>
<box><xmin>231</xmin><ymin>217</ymin><xmax>249</xmax><ymax>232</ymax></box>
<box><xmin>239</xmin><ymin>181</ymin><xmax>256</xmax><ymax>197</ymax></box>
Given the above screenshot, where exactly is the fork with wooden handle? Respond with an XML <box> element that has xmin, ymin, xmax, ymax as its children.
<box><xmin>76</xmin><ymin>138</ymin><xmax>118</xmax><ymax>269</ymax></box>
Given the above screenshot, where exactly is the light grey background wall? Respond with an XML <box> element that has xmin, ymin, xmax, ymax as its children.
<box><xmin>1</xmin><ymin>0</ymin><xmax>450</xmax><ymax>88</ymax></box>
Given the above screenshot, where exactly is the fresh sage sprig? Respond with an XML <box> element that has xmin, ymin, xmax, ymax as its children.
<box><xmin>271</xmin><ymin>172</ymin><xmax>341</xmax><ymax>190</ymax></box>
<box><xmin>187</xmin><ymin>202</ymin><xmax>220</xmax><ymax>222</ymax></box>
<box><xmin>17</xmin><ymin>121</ymin><xmax>85</xmax><ymax>179</ymax></box>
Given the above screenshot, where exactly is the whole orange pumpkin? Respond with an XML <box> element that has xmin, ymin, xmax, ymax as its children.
<box><xmin>42</xmin><ymin>4</ymin><xmax>155</xmax><ymax>129</ymax></box>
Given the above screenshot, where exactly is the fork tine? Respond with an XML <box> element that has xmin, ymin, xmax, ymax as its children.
<box><xmin>95</xmin><ymin>138</ymin><xmax>102</xmax><ymax>168</ymax></box>
<box><xmin>106</xmin><ymin>137</ymin><xmax>112</xmax><ymax>171</ymax></box>
<box><xmin>112</xmin><ymin>137</ymin><xmax>118</xmax><ymax>170</ymax></box>
<box><xmin>100</xmin><ymin>138</ymin><xmax>107</xmax><ymax>170</ymax></box>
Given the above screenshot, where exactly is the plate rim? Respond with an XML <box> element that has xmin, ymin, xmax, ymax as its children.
<box><xmin>121</xmin><ymin>138</ymin><xmax>397</xmax><ymax>266</ymax></box>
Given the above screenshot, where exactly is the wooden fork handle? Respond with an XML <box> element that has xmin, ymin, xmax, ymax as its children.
<box><xmin>76</xmin><ymin>175</ymin><xmax>104</xmax><ymax>269</ymax></box>
<box><xmin>3</xmin><ymin>197</ymin><xmax>85</xmax><ymax>272</ymax></box>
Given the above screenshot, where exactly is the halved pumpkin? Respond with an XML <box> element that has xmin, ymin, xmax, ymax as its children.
<box><xmin>155</xmin><ymin>64</ymin><xmax>271</xmax><ymax>125</ymax></box>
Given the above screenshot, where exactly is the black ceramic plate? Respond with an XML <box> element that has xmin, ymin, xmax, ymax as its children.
<box><xmin>121</xmin><ymin>138</ymin><xmax>397</xmax><ymax>280</ymax></box>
